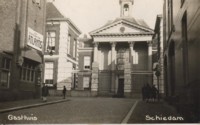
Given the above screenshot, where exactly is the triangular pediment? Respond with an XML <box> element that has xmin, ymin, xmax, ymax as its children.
<box><xmin>90</xmin><ymin>19</ymin><xmax>154</xmax><ymax>35</ymax></box>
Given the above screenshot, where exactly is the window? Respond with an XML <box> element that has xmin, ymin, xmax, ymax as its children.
<box><xmin>67</xmin><ymin>34</ymin><xmax>71</xmax><ymax>55</ymax></box>
<box><xmin>84</xmin><ymin>56</ymin><xmax>90</xmax><ymax>70</ymax></box>
<box><xmin>83</xmin><ymin>77</ymin><xmax>90</xmax><ymax>89</ymax></box>
<box><xmin>0</xmin><ymin>57</ymin><xmax>11</xmax><ymax>89</ymax></box>
<box><xmin>46</xmin><ymin>31</ymin><xmax>56</xmax><ymax>53</ymax></box>
<box><xmin>32</xmin><ymin>0</ymin><xmax>41</xmax><ymax>7</ymax></box>
<box><xmin>73</xmin><ymin>39</ymin><xmax>76</xmax><ymax>58</ymax></box>
<box><xmin>167</xmin><ymin>0</ymin><xmax>173</xmax><ymax>33</ymax></box>
<box><xmin>123</xmin><ymin>4</ymin><xmax>129</xmax><ymax>16</ymax></box>
<box><xmin>44</xmin><ymin>62</ymin><xmax>54</xmax><ymax>86</ymax></box>
<box><xmin>181</xmin><ymin>0</ymin><xmax>185</xmax><ymax>7</ymax></box>
<box><xmin>20</xmin><ymin>59</ymin><xmax>37</xmax><ymax>82</ymax></box>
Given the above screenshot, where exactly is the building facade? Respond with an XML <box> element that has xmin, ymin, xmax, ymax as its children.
<box><xmin>78</xmin><ymin>0</ymin><xmax>154</xmax><ymax>97</ymax></box>
<box><xmin>152</xmin><ymin>15</ymin><xmax>164</xmax><ymax>96</ymax></box>
<box><xmin>163</xmin><ymin>0</ymin><xmax>200</xmax><ymax>122</ymax></box>
<box><xmin>44</xmin><ymin>2</ymin><xmax>81</xmax><ymax>95</ymax></box>
<box><xmin>0</xmin><ymin>0</ymin><xmax>46</xmax><ymax>101</ymax></box>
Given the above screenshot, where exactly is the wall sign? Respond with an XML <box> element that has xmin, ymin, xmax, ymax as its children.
<box><xmin>27</xmin><ymin>27</ymin><xmax>43</xmax><ymax>51</ymax></box>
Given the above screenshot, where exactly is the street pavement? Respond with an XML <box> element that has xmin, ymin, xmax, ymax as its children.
<box><xmin>0</xmin><ymin>97</ymin><xmax>135</xmax><ymax>124</ymax></box>
<box><xmin>0</xmin><ymin>96</ymin><xmax>184</xmax><ymax>124</ymax></box>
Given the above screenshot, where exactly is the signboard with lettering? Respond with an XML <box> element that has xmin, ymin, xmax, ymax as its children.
<box><xmin>27</xmin><ymin>27</ymin><xmax>43</xmax><ymax>51</ymax></box>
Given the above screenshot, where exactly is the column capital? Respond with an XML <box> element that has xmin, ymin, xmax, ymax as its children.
<box><xmin>94</xmin><ymin>42</ymin><xmax>99</xmax><ymax>47</ymax></box>
<box><xmin>110</xmin><ymin>42</ymin><xmax>116</xmax><ymax>47</ymax></box>
<box><xmin>147</xmin><ymin>41</ymin><xmax>152</xmax><ymax>46</ymax></box>
<box><xmin>128</xmin><ymin>41</ymin><xmax>135</xmax><ymax>47</ymax></box>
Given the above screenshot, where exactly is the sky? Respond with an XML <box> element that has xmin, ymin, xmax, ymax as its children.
<box><xmin>53</xmin><ymin>0</ymin><xmax>163</xmax><ymax>33</ymax></box>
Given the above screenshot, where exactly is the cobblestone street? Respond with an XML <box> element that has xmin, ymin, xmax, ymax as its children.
<box><xmin>0</xmin><ymin>97</ymin><xmax>135</xmax><ymax>124</ymax></box>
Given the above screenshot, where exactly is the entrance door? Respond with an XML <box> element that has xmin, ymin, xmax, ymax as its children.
<box><xmin>117</xmin><ymin>78</ymin><xmax>124</xmax><ymax>97</ymax></box>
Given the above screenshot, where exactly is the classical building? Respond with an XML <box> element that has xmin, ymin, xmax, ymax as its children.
<box><xmin>44</xmin><ymin>2</ymin><xmax>81</xmax><ymax>94</ymax></box>
<box><xmin>78</xmin><ymin>0</ymin><xmax>154</xmax><ymax>97</ymax></box>
<box><xmin>0</xmin><ymin>0</ymin><xmax>46</xmax><ymax>101</ymax></box>
<box><xmin>163</xmin><ymin>0</ymin><xmax>200</xmax><ymax>122</ymax></box>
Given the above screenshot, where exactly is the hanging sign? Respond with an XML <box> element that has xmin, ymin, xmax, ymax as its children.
<box><xmin>27</xmin><ymin>27</ymin><xmax>43</xmax><ymax>51</ymax></box>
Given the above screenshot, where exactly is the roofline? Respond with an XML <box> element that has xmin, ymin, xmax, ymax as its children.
<box><xmin>91</xmin><ymin>32</ymin><xmax>154</xmax><ymax>37</ymax></box>
<box><xmin>89</xmin><ymin>18</ymin><xmax>154</xmax><ymax>35</ymax></box>
<box><xmin>47</xmin><ymin>18</ymin><xmax>82</xmax><ymax>34</ymax></box>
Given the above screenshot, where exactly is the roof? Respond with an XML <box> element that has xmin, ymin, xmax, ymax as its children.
<box><xmin>46</xmin><ymin>2</ymin><xmax>64</xmax><ymax>19</ymax></box>
<box><xmin>46</xmin><ymin>3</ymin><xmax>82</xmax><ymax>34</ymax></box>
<box><xmin>90</xmin><ymin>17</ymin><xmax>153</xmax><ymax>35</ymax></box>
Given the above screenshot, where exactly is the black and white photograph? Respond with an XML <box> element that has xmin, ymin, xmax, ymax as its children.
<box><xmin>0</xmin><ymin>0</ymin><xmax>200</xmax><ymax>124</ymax></box>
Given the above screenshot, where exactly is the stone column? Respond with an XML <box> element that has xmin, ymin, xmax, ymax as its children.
<box><xmin>91</xmin><ymin>62</ymin><xmax>99</xmax><ymax>96</ymax></box>
<box><xmin>148</xmin><ymin>41</ymin><xmax>153</xmax><ymax>71</ymax></box>
<box><xmin>124</xmin><ymin>62</ymin><xmax>132</xmax><ymax>97</ymax></box>
<box><xmin>129</xmin><ymin>42</ymin><xmax>135</xmax><ymax>64</ymax></box>
<box><xmin>110</xmin><ymin>42</ymin><xmax>116</xmax><ymax>92</ymax></box>
<box><xmin>93</xmin><ymin>42</ymin><xmax>99</xmax><ymax>62</ymax></box>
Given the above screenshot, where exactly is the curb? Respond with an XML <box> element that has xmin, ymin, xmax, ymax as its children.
<box><xmin>0</xmin><ymin>99</ymin><xmax>70</xmax><ymax>113</ymax></box>
<box><xmin>121</xmin><ymin>100</ymin><xmax>139</xmax><ymax>123</ymax></box>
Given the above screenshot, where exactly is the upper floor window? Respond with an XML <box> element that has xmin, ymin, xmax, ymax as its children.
<box><xmin>73</xmin><ymin>39</ymin><xmax>76</xmax><ymax>58</ymax></box>
<box><xmin>46</xmin><ymin>31</ymin><xmax>56</xmax><ymax>53</ymax></box>
<box><xmin>181</xmin><ymin>0</ymin><xmax>185</xmax><ymax>7</ymax></box>
<box><xmin>67</xmin><ymin>34</ymin><xmax>71</xmax><ymax>55</ymax></box>
<box><xmin>32</xmin><ymin>0</ymin><xmax>41</xmax><ymax>7</ymax></box>
<box><xmin>84</xmin><ymin>56</ymin><xmax>91</xmax><ymax>70</ymax></box>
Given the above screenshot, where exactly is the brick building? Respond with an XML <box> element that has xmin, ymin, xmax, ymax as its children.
<box><xmin>163</xmin><ymin>0</ymin><xmax>200</xmax><ymax>122</ymax></box>
<box><xmin>78</xmin><ymin>0</ymin><xmax>154</xmax><ymax>97</ymax></box>
<box><xmin>44</xmin><ymin>2</ymin><xmax>81</xmax><ymax>95</ymax></box>
<box><xmin>0</xmin><ymin>0</ymin><xmax>46</xmax><ymax>101</ymax></box>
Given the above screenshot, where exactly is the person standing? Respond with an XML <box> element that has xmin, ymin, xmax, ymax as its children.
<box><xmin>63</xmin><ymin>86</ymin><xmax>67</xmax><ymax>99</ymax></box>
<box><xmin>42</xmin><ymin>83</ymin><xmax>49</xmax><ymax>102</ymax></box>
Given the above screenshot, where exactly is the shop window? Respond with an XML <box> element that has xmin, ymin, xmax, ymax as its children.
<box><xmin>20</xmin><ymin>59</ymin><xmax>37</xmax><ymax>82</ymax></box>
<box><xmin>84</xmin><ymin>56</ymin><xmax>91</xmax><ymax>70</ymax></box>
<box><xmin>0</xmin><ymin>57</ymin><xmax>11</xmax><ymax>89</ymax></box>
<box><xmin>46</xmin><ymin>31</ymin><xmax>56</xmax><ymax>53</ymax></box>
<box><xmin>44</xmin><ymin>62</ymin><xmax>54</xmax><ymax>86</ymax></box>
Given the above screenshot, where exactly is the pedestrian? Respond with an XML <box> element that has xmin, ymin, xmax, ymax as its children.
<box><xmin>142</xmin><ymin>84</ymin><xmax>147</xmax><ymax>101</ymax></box>
<box><xmin>151</xmin><ymin>84</ymin><xmax>158</xmax><ymax>102</ymax></box>
<box><xmin>42</xmin><ymin>83</ymin><xmax>49</xmax><ymax>102</ymax></box>
<box><xmin>145</xmin><ymin>83</ymin><xmax>151</xmax><ymax>102</ymax></box>
<box><xmin>62</xmin><ymin>86</ymin><xmax>67</xmax><ymax>99</ymax></box>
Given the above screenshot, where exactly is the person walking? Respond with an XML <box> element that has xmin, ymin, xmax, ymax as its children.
<box><xmin>145</xmin><ymin>83</ymin><xmax>151</xmax><ymax>102</ymax></box>
<box><xmin>62</xmin><ymin>86</ymin><xmax>67</xmax><ymax>99</ymax></box>
<box><xmin>142</xmin><ymin>84</ymin><xmax>147</xmax><ymax>101</ymax></box>
<box><xmin>151</xmin><ymin>84</ymin><xmax>158</xmax><ymax>102</ymax></box>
